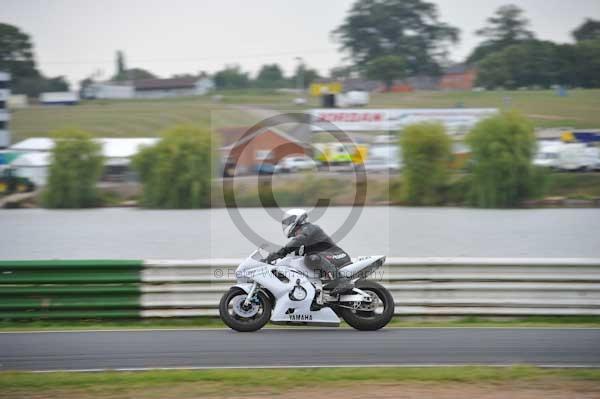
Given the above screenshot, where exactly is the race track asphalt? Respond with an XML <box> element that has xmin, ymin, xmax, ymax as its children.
<box><xmin>1</xmin><ymin>328</ymin><xmax>599</xmax><ymax>371</ymax></box>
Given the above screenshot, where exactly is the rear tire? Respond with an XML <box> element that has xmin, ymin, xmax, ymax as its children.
<box><xmin>340</xmin><ymin>280</ymin><xmax>394</xmax><ymax>331</ymax></box>
<box><xmin>219</xmin><ymin>287</ymin><xmax>271</xmax><ymax>332</ymax></box>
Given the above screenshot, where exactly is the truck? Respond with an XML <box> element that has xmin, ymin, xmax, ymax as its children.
<box><xmin>39</xmin><ymin>91</ymin><xmax>79</xmax><ymax>105</ymax></box>
<box><xmin>534</xmin><ymin>141</ymin><xmax>599</xmax><ymax>171</ymax></box>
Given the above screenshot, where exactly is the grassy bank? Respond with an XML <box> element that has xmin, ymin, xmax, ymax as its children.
<box><xmin>368</xmin><ymin>89</ymin><xmax>600</xmax><ymax>129</ymax></box>
<box><xmin>2</xmin><ymin>316</ymin><xmax>600</xmax><ymax>332</ymax></box>
<box><xmin>10</xmin><ymin>89</ymin><xmax>600</xmax><ymax>140</ymax></box>
<box><xmin>211</xmin><ymin>171</ymin><xmax>600</xmax><ymax>208</ymax></box>
<box><xmin>2</xmin><ymin>366</ymin><xmax>599</xmax><ymax>399</ymax></box>
<box><xmin>546</xmin><ymin>173</ymin><xmax>600</xmax><ymax>199</ymax></box>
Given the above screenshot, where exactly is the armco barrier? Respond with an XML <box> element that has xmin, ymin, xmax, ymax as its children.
<box><xmin>1</xmin><ymin>258</ymin><xmax>600</xmax><ymax>319</ymax></box>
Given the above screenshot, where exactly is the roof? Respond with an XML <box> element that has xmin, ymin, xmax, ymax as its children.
<box><xmin>217</xmin><ymin>127</ymin><xmax>249</xmax><ymax>147</ymax></box>
<box><xmin>341</xmin><ymin>79</ymin><xmax>380</xmax><ymax>92</ymax></box>
<box><xmin>10</xmin><ymin>138</ymin><xmax>55</xmax><ymax>152</ymax></box>
<box><xmin>97</xmin><ymin>138</ymin><xmax>158</xmax><ymax>158</ymax></box>
<box><xmin>10</xmin><ymin>138</ymin><xmax>158</xmax><ymax>158</ymax></box>
<box><xmin>444</xmin><ymin>64</ymin><xmax>473</xmax><ymax>75</ymax></box>
<box><xmin>221</xmin><ymin>127</ymin><xmax>306</xmax><ymax>151</ymax></box>
<box><xmin>10</xmin><ymin>152</ymin><xmax>51</xmax><ymax>167</ymax></box>
<box><xmin>134</xmin><ymin>77</ymin><xmax>199</xmax><ymax>90</ymax></box>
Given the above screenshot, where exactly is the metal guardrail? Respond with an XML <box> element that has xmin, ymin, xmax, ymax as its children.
<box><xmin>1</xmin><ymin>258</ymin><xmax>600</xmax><ymax>319</ymax></box>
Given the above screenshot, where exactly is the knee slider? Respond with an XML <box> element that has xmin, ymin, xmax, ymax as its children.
<box><xmin>305</xmin><ymin>254</ymin><xmax>322</xmax><ymax>268</ymax></box>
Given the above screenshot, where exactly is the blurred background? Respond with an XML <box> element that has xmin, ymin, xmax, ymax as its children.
<box><xmin>1</xmin><ymin>1</ymin><xmax>600</xmax><ymax>398</ymax></box>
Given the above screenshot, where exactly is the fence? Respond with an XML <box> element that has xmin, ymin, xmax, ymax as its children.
<box><xmin>1</xmin><ymin>258</ymin><xmax>599</xmax><ymax>319</ymax></box>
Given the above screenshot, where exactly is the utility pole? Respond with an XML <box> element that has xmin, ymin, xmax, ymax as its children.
<box><xmin>295</xmin><ymin>56</ymin><xmax>304</xmax><ymax>97</ymax></box>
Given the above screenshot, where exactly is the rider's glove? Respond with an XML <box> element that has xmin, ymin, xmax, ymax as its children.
<box><xmin>264</xmin><ymin>252</ymin><xmax>280</xmax><ymax>264</ymax></box>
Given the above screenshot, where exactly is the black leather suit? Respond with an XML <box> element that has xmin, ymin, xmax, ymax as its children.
<box><xmin>274</xmin><ymin>223</ymin><xmax>351</xmax><ymax>277</ymax></box>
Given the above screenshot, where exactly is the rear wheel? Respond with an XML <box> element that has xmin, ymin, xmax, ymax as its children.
<box><xmin>339</xmin><ymin>280</ymin><xmax>394</xmax><ymax>331</ymax></box>
<box><xmin>219</xmin><ymin>287</ymin><xmax>271</xmax><ymax>332</ymax></box>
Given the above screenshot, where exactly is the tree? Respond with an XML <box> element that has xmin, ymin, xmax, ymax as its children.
<box><xmin>400</xmin><ymin>122</ymin><xmax>451</xmax><ymax>205</ymax></box>
<box><xmin>573</xmin><ymin>39</ymin><xmax>600</xmax><ymax>88</ymax></box>
<box><xmin>466</xmin><ymin>112</ymin><xmax>540</xmax><ymax>208</ymax></box>
<box><xmin>573</xmin><ymin>19</ymin><xmax>600</xmax><ymax>42</ymax></box>
<box><xmin>475</xmin><ymin>40</ymin><xmax>566</xmax><ymax>89</ymax></box>
<box><xmin>112</xmin><ymin>67</ymin><xmax>156</xmax><ymax>81</ymax></box>
<box><xmin>365</xmin><ymin>55</ymin><xmax>406</xmax><ymax>90</ymax></box>
<box><xmin>332</xmin><ymin>0</ymin><xmax>459</xmax><ymax>76</ymax></box>
<box><xmin>254</xmin><ymin>63</ymin><xmax>285</xmax><ymax>88</ymax></box>
<box><xmin>329</xmin><ymin>65</ymin><xmax>354</xmax><ymax>80</ymax></box>
<box><xmin>43</xmin><ymin>130</ymin><xmax>104</xmax><ymax>208</ymax></box>
<box><xmin>12</xmin><ymin>75</ymin><xmax>70</xmax><ymax>96</ymax></box>
<box><xmin>292</xmin><ymin>64</ymin><xmax>320</xmax><ymax>89</ymax></box>
<box><xmin>214</xmin><ymin>65</ymin><xmax>250</xmax><ymax>89</ymax></box>
<box><xmin>468</xmin><ymin>4</ymin><xmax>534</xmax><ymax>63</ymax></box>
<box><xmin>0</xmin><ymin>23</ymin><xmax>38</xmax><ymax>79</ymax></box>
<box><xmin>116</xmin><ymin>50</ymin><xmax>126</xmax><ymax>77</ymax></box>
<box><xmin>475</xmin><ymin>39</ymin><xmax>600</xmax><ymax>89</ymax></box>
<box><xmin>0</xmin><ymin>23</ymin><xmax>70</xmax><ymax>96</ymax></box>
<box><xmin>133</xmin><ymin>125</ymin><xmax>214</xmax><ymax>208</ymax></box>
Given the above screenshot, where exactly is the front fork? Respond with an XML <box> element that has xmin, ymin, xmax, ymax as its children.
<box><xmin>243</xmin><ymin>281</ymin><xmax>258</xmax><ymax>306</ymax></box>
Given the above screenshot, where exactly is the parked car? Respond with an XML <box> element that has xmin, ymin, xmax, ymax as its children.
<box><xmin>363</xmin><ymin>157</ymin><xmax>401</xmax><ymax>173</ymax></box>
<box><xmin>254</xmin><ymin>163</ymin><xmax>275</xmax><ymax>175</ymax></box>
<box><xmin>274</xmin><ymin>155</ymin><xmax>318</xmax><ymax>173</ymax></box>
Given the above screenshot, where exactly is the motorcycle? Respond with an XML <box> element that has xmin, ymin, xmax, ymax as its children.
<box><xmin>219</xmin><ymin>248</ymin><xmax>394</xmax><ymax>332</ymax></box>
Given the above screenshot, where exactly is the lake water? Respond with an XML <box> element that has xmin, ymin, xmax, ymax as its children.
<box><xmin>1</xmin><ymin>207</ymin><xmax>599</xmax><ymax>259</ymax></box>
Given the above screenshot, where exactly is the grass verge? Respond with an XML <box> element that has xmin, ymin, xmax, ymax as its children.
<box><xmin>1</xmin><ymin>366</ymin><xmax>599</xmax><ymax>399</ymax></box>
<box><xmin>1</xmin><ymin>316</ymin><xmax>600</xmax><ymax>332</ymax></box>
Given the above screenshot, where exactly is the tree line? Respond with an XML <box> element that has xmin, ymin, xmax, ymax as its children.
<box><xmin>333</xmin><ymin>1</ymin><xmax>600</xmax><ymax>90</ymax></box>
<box><xmin>2</xmin><ymin>2</ymin><xmax>600</xmax><ymax>95</ymax></box>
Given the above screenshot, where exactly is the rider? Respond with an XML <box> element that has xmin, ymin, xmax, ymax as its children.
<box><xmin>264</xmin><ymin>208</ymin><xmax>354</xmax><ymax>295</ymax></box>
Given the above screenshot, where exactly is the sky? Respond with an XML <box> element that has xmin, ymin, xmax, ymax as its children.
<box><xmin>3</xmin><ymin>0</ymin><xmax>600</xmax><ymax>88</ymax></box>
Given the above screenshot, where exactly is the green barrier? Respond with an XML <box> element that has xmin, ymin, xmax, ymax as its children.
<box><xmin>0</xmin><ymin>271</ymin><xmax>141</xmax><ymax>284</ymax></box>
<box><xmin>0</xmin><ymin>285</ymin><xmax>139</xmax><ymax>295</ymax></box>
<box><xmin>0</xmin><ymin>310</ymin><xmax>140</xmax><ymax>319</ymax></box>
<box><xmin>0</xmin><ymin>260</ymin><xmax>143</xmax><ymax>269</ymax></box>
<box><xmin>0</xmin><ymin>297</ymin><xmax>140</xmax><ymax>310</ymax></box>
<box><xmin>0</xmin><ymin>260</ymin><xmax>143</xmax><ymax>320</ymax></box>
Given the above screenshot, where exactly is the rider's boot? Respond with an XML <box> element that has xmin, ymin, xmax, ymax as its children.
<box><xmin>323</xmin><ymin>277</ymin><xmax>354</xmax><ymax>296</ymax></box>
<box><xmin>322</xmin><ymin>265</ymin><xmax>354</xmax><ymax>296</ymax></box>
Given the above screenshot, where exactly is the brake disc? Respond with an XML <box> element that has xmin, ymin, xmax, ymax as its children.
<box><xmin>231</xmin><ymin>295</ymin><xmax>259</xmax><ymax>318</ymax></box>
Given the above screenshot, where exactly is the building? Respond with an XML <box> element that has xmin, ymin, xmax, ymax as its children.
<box><xmin>10</xmin><ymin>138</ymin><xmax>54</xmax><ymax>152</ymax></box>
<box><xmin>8</xmin><ymin>137</ymin><xmax>158</xmax><ymax>185</ymax></box>
<box><xmin>83</xmin><ymin>76</ymin><xmax>215</xmax><ymax>100</ymax></box>
<box><xmin>7</xmin><ymin>94</ymin><xmax>28</xmax><ymax>109</ymax></box>
<box><xmin>220</xmin><ymin>127</ymin><xmax>308</xmax><ymax>176</ymax></box>
<box><xmin>83</xmin><ymin>82</ymin><xmax>134</xmax><ymax>100</ymax></box>
<box><xmin>39</xmin><ymin>91</ymin><xmax>80</xmax><ymax>105</ymax></box>
<box><xmin>133</xmin><ymin>76</ymin><xmax>214</xmax><ymax>99</ymax></box>
<box><xmin>376</xmin><ymin>76</ymin><xmax>441</xmax><ymax>93</ymax></box>
<box><xmin>9</xmin><ymin>152</ymin><xmax>50</xmax><ymax>187</ymax></box>
<box><xmin>439</xmin><ymin>64</ymin><xmax>478</xmax><ymax>91</ymax></box>
<box><xmin>0</xmin><ymin>72</ymin><xmax>10</xmax><ymax>148</ymax></box>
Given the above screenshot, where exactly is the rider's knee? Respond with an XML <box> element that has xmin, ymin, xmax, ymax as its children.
<box><xmin>305</xmin><ymin>253</ymin><xmax>322</xmax><ymax>269</ymax></box>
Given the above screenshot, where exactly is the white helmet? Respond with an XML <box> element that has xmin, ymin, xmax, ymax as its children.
<box><xmin>282</xmin><ymin>208</ymin><xmax>308</xmax><ymax>238</ymax></box>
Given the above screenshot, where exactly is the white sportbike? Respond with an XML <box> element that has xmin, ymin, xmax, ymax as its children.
<box><xmin>219</xmin><ymin>248</ymin><xmax>394</xmax><ymax>331</ymax></box>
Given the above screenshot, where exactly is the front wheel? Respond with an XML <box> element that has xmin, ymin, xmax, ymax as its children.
<box><xmin>219</xmin><ymin>287</ymin><xmax>271</xmax><ymax>332</ymax></box>
<box><xmin>340</xmin><ymin>280</ymin><xmax>394</xmax><ymax>331</ymax></box>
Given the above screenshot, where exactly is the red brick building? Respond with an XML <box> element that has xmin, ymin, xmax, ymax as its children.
<box><xmin>439</xmin><ymin>64</ymin><xmax>478</xmax><ymax>91</ymax></box>
<box><xmin>220</xmin><ymin>128</ymin><xmax>308</xmax><ymax>176</ymax></box>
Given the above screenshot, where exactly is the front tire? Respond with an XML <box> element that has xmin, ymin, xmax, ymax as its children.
<box><xmin>340</xmin><ymin>280</ymin><xmax>394</xmax><ymax>331</ymax></box>
<box><xmin>219</xmin><ymin>287</ymin><xmax>271</xmax><ymax>332</ymax></box>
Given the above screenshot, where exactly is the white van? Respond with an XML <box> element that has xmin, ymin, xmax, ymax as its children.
<box><xmin>557</xmin><ymin>143</ymin><xmax>598</xmax><ymax>171</ymax></box>
<box><xmin>533</xmin><ymin>141</ymin><xmax>562</xmax><ymax>169</ymax></box>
